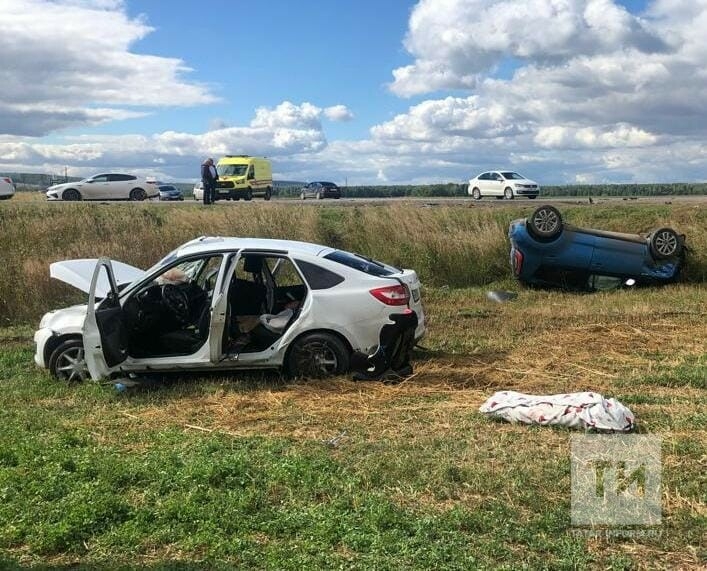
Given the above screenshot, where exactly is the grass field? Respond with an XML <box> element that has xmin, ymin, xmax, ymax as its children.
<box><xmin>0</xmin><ymin>201</ymin><xmax>705</xmax><ymax>568</ymax></box>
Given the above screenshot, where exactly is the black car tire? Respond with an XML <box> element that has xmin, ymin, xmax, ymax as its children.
<box><xmin>504</xmin><ymin>187</ymin><xmax>514</xmax><ymax>200</ymax></box>
<box><xmin>471</xmin><ymin>187</ymin><xmax>481</xmax><ymax>200</ymax></box>
<box><xmin>48</xmin><ymin>338</ymin><xmax>89</xmax><ymax>382</ymax></box>
<box><xmin>286</xmin><ymin>332</ymin><xmax>350</xmax><ymax>378</ymax></box>
<box><xmin>264</xmin><ymin>187</ymin><xmax>272</xmax><ymax>201</ymax></box>
<box><xmin>245</xmin><ymin>188</ymin><xmax>253</xmax><ymax>201</ymax></box>
<box><xmin>528</xmin><ymin>195</ymin><xmax>537</xmax><ymax>199</ymax></box>
<box><xmin>130</xmin><ymin>188</ymin><xmax>147</xmax><ymax>201</ymax></box>
<box><xmin>63</xmin><ymin>189</ymin><xmax>81</xmax><ymax>201</ymax></box>
<box><xmin>528</xmin><ymin>205</ymin><xmax>563</xmax><ymax>240</ymax></box>
<box><xmin>650</xmin><ymin>228</ymin><xmax>682</xmax><ymax>259</ymax></box>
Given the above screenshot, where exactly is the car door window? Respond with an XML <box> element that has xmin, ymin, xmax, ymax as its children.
<box><xmin>122</xmin><ymin>254</ymin><xmax>224</xmax><ymax>358</ymax></box>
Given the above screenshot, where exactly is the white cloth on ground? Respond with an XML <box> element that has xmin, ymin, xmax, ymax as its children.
<box><xmin>479</xmin><ymin>390</ymin><xmax>635</xmax><ymax>432</ymax></box>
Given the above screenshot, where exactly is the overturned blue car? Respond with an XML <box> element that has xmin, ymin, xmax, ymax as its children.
<box><xmin>509</xmin><ymin>205</ymin><xmax>685</xmax><ymax>291</ymax></box>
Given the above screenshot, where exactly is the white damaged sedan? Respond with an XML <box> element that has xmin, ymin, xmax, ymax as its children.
<box><xmin>35</xmin><ymin>237</ymin><xmax>425</xmax><ymax>381</ymax></box>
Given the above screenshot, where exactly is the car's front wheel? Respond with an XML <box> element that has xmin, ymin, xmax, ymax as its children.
<box><xmin>63</xmin><ymin>189</ymin><xmax>81</xmax><ymax>201</ymax></box>
<box><xmin>471</xmin><ymin>187</ymin><xmax>481</xmax><ymax>200</ymax></box>
<box><xmin>130</xmin><ymin>188</ymin><xmax>147</xmax><ymax>201</ymax></box>
<box><xmin>528</xmin><ymin>205</ymin><xmax>563</xmax><ymax>240</ymax></box>
<box><xmin>264</xmin><ymin>187</ymin><xmax>272</xmax><ymax>201</ymax></box>
<box><xmin>286</xmin><ymin>332</ymin><xmax>350</xmax><ymax>378</ymax></box>
<box><xmin>504</xmin><ymin>187</ymin><xmax>514</xmax><ymax>200</ymax></box>
<box><xmin>650</xmin><ymin>228</ymin><xmax>682</xmax><ymax>259</ymax></box>
<box><xmin>48</xmin><ymin>338</ymin><xmax>89</xmax><ymax>382</ymax></box>
<box><xmin>245</xmin><ymin>188</ymin><xmax>253</xmax><ymax>201</ymax></box>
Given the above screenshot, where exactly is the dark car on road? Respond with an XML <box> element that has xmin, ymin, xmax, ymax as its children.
<box><xmin>158</xmin><ymin>185</ymin><xmax>184</xmax><ymax>201</ymax></box>
<box><xmin>509</xmin><ymin>205</ymin><xmax>685</xmax><ymax>291</ymax></box>
<box><xmin>300</xmin><ymin>181</ymin><xmax>342</xmax><ymax>200</ymax></box>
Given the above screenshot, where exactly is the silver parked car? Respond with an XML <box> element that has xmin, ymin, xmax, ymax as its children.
<box><xmin>46</xmin><ymin>174</ymin><xmax>159</xmax><ymax>201</ymax></box>
<box><xmin>0</xmin><ymin>176</ymin><xmax>16</xmax><ymax>200</ymax></box>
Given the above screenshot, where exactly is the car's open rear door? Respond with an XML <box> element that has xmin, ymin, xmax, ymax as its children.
<box><xmin>82</xmin><ymin>258</ymin><xmax>128</xmax><ymax>379</ymax></box>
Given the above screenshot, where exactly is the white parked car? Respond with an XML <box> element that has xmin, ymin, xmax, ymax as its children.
<box><xmin>192</xmin><ymin>182</ymin><xmax>203</xmax><ymax>201</ymax></box>
<box><xmin>0</xmin><ymin>176</ymin><xmax>16</xmax><ymax>199</ymax></box>
<box><xmin>35</xmin><ymin>237</ymin><xmax>426</xmax><ymax>381</ymax></box>
<box><xmin>46</xmin><ymin>174</ymin><xmax>159</xmax><ymax>201</ymax></box>
<box><xmin>468</xmin><ymin>171</ymin><xmax>540</xmax><ymax>200</ymax></box>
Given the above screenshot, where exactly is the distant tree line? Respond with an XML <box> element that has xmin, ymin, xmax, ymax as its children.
<box><xmin>277</xmin><ymin>182</ymin><xmax>707</xmax><ymax>198</ymax></box>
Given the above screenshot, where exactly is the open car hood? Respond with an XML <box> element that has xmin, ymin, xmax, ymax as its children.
<box><xmin>50</xmin><ymin>259</ymin><xmax>145</xmax><ymax>297</ymax></box>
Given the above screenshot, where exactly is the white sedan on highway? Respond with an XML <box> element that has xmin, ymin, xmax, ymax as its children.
<box><xmin>46</xmin><ymin>173</ymin><xmax>159</xmax><ymax>201</ymax></box>
<box><xmin>35</xmin><ymin>237</ymin><xmax>425</xmax><ymax>381</ymax></box>
<box><xmin>468</xmin><ymin>170</ymin><xmax>540</xmax><ymax>200</ymax></box>
<box><xmin>0</xmin><ymin>176</ymin><xmax>16</xmax><ymax>199</ymax></box>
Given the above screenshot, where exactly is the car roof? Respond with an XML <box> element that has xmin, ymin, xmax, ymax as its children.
<box><xmin>174</xmin><ymin>236</ymin><xmax>336</xmax><ymax>258</ymax></box>
<box><xmin>312</xmin><ymin>181</ymin><xmax>337</xmax><ymax>185</ymax></box>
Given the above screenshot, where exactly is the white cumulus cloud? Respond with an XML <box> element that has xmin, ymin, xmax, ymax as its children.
<box><xmin>0</xmin><ymin>0</ymin><xmax>216</xmax><ymax>136</ymax></box>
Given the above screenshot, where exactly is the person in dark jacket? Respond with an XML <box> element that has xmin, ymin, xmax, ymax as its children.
<box><xmin>200</xmin><ymin>158</ymin><xmax>218</xmax><ymax>205</ymax></box>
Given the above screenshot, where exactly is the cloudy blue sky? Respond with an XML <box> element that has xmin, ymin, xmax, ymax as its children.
<box><xmin>1</xmin><ymin>0</ymin><xmax>706</xmax><ymax>185</ymax></box>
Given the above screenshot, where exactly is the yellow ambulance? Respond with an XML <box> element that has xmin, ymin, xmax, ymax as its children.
<box><xmin>215</xmin><ymin>155</ymin><xmax>273</xmax><ymax>201</ymax></box>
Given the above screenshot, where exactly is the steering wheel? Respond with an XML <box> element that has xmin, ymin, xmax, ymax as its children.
<box><xmin>161</xmin><ymin>284</ymin><xmax>190</xmax><ymax>323</ymax></box>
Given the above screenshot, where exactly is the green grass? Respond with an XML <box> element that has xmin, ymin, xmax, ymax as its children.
<box><xmin>1</xmin><ymin>282</ymin><xmax>706</xmax><ymax>568</ymax></box>
<box><xmin>0</xmin><ymin>201</ymin><xmax>705</xmax><ymax>568</ymax></box>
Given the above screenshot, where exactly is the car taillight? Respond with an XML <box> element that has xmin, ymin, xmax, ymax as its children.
<box><xmin>369</xmin><ymin>285</ymin><xmax>409</xmax><ymax>306</ymax></box>
<box><xmin>512</xmin><ymin>249</ymin><xmax>523</xmax><ymax>276</ymax></box>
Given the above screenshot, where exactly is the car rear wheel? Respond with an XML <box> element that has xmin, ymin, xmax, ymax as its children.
<box><xmin>504</xmin><ymin>187</ymin><xmax>514</xmax><ymax>200</ymax></box>
<box><xmin>63</xmin><ymin>189</ymin><xmax>81</xmax><ymax>201</ymax></box>
<box><xmin>48</xmin><ymin>338</ymin><xmax>89</xmax><ymax>382</ymax></box>
<box><xmin>471</xmin><ymin>187</ymin><xmax>481</xmax><ymax>200</ymax></box>
<box><xmin>264</xmin><ymin>187</ymin><xmax>272</xmax><ymax>201</ymax></box>
<box><xmin>650</xmin><ymin>228</ymin><xmax>681</xmax><ymax>259</ymax></box>
<box><xmin>528</xmin><ymin>205</ymin><xmax>563</xmax><ymax>240</ymax></box>
<box><xmin>286</xmin><ymin>332</ymin><xmax>350</xmax><ymax>378</ymax></box>
<box><xmin>130</xmin><ymin>188</ymin><xmax>147</xmax><ymax>201</ymax></box>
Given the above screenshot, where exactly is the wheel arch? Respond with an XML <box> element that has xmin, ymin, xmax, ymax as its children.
<box><xmin>282</xmin><ymin>328</ymin><xmax>354</xmax><ymax>365</ymax></box>
<box><xmin>44</xmin><ymin>332</ymin><xmax>83</xmax><ymax>366</ymax></box>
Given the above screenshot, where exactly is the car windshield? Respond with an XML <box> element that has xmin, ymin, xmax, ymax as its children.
<box><xmin>501</xmin><ymin>172</ymin><xmax>524</xmax><ymax>180</ymax></box>
<box><xmin>324</xmin><ymin>250</ymin><xmax>400</xmax><ymax>277</ymax></box>
<box><xmin>218</xmin><ymin>164</ymin><xmax>248</xmax><ymax>176</ymax></box>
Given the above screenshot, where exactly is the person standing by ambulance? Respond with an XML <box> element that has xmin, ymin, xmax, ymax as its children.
<box><xmin>200</xmin><ymin>158</ymin><xmax>218</xmax><ymax>205</ymax></box>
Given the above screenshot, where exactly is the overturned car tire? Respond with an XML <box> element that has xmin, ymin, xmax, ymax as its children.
<box><xmin>528</xmin><ymin>205</ymin><xmax>563</xmax><ymax>240</ymax></box>
<box><xmin>649</xmin><ymin>228</ymin><xmax>682</xmax><ymax>259</ymax></box>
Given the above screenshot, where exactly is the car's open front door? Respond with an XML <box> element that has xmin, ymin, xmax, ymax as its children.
<box><xmin>82</xmin><ymin>258</ymin><xmax>128</xmax><ymax>379</ymax></box>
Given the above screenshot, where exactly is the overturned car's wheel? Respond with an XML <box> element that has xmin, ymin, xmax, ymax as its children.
<box><xmin>528</xmin><ymin>205</ymin><xmax>563</xmax><ymax>240</ymax></box>
<box><xmin>650</xmin><ymin>228</ymin><xmax>682</xmax><ymax>259</ymax></box>
<box><xmin>286</xmin><ymin>332</ymin><xmax>350</xmax><ymax>378</ymax></box>
<box><xmin>48</xmin><ymin>338</ymin><xmax>89</xmax><ymax>382</ymax></box>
